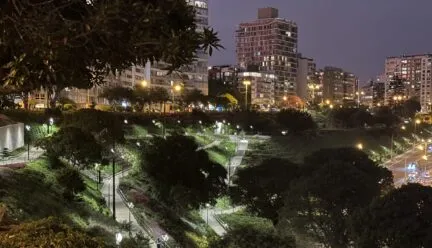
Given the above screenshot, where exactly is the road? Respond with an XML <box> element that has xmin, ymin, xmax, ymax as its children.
<box><xmin>383</xmin><ymin>146</ymin><xmax>432</xmax><ymax>187</ymax></box>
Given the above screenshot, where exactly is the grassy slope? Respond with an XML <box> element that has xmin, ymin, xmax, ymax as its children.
<box><xmin>245</xmin><ymin>128</ymin><xmax>418</xmax><ymax>165</ymax></box>
<box><xmin>0</xmin><ymin>156</ymin><xmax>118</xmax><ymax>243</ymax></box>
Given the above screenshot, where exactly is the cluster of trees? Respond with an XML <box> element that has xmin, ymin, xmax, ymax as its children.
<box><xmin>229</xmin><ymin>147</ymin><xmax>432</xmax><ymax>247</ymax></box>
<box><xmin>137</xmin><ymin>134</ymin><xmax>227</xmax><ymax>214</ymax></box>
<box><xmin>329</xmin><ymin>98</ymin><xmax>421</xmax><ymax>129</ymax></box>
<box><xmin>0</xmin><ymin>0</ymin><xmax>222</xmax><ymax>108</ymax></box>
<box><xmin>101</xmin><ymin>86</ymin><xmax>214</xmax><ymax>112</ymax></box>
<box><xmin>330</xmin><ymin>106</ymin><xmax>400</xmax><ymax>128</ymax></box>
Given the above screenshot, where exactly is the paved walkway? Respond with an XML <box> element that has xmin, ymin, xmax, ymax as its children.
<box><xmin>200</xmin><ymin>136</ymin><xmax>249</xmax><ymax>236</ymax></box>
<box><xmin>102</xmin><ymin>170</ymin><xmax>167</xmax><ymax>248</ymax></box>
<box><xmin>0</xmin><ymin>147</ymin><xmax>44</xmax><ymax>166</ymax></box>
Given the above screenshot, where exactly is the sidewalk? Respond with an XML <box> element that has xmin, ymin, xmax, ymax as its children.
<box><xmin>102</xmin><ymin>171</ymin><xmax>166</xmax><ymax>248</ymax></box>
<box><xmin>0</xmin><ymin>147</ymin><xmax>44</xmax><ymax>166</ymax></box>
<box><xmin>201</xmin><ymin>137</ymin><xmax>249</xmax><ymax>236</ymax></box>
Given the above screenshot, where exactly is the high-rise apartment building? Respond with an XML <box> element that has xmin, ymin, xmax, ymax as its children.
<box><xmin>135</xmin><ymin>0</ymin><xmax>210</xmax><ymax>94</ymax></box>
<box><xmin>238</xmin><ymin>71</ymin><xmax>276</xmax><ymax>108</ymax></box>
<box><xmin>321</xmin><ymin>67</ymin><xmax>356</xmax><ymax>104</ymax></box>
<box><xmin>208</xmin><ymin>65</ymin><xmax>240</xmax><ymax>97</ymax></box>
<box><xmin>236</xmin><ymin>7</ymin><xmax>298</xmax><ymax>103</ymax></box>
<box><xmin>296</xmin><ymin>55</ymin><xmax>316</xmax><ymax>101</ymax></box>
<box><xmin>385</xmin><ymin>54</ymin><xmax>432</xmax><ymax>112</ymax></box>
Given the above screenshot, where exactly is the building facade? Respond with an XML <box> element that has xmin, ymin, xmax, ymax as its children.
<box><xmin>238</xmin><ymin>71</ymin><xmax>276</xmax><ymax>108</ymax></box>
<box><xmin>385</xmin><ymin>54</ymin><xmax>432</xmax><ymax>111</ymax></box>
<box><xmin>30</xmin><ymin>0</ymin><xmax>210</xmax><ymax>108</ymax></box>
<box><xmin>321</xmin><ymin>67</ymin><xmax>356</xmax><ymax>105</ymax></box>
<box><xmin>236</xmin><ymin>7</ymin><xmax>298</xmax><ymax>102</ymax></box>
<box><xmin>296</xmin><ymin>55</ymin><xmax>316</xmax><ymax>101</ymax></box>
<box><xmin>208</xmin><ymin>65</ymin><xmax>240</xmax><ymax>97</ymax></box>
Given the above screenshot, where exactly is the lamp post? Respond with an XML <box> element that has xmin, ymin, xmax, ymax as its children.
<box><xmin>47</xmin><ymin>117</ymin><xmax>54</xmax><ymax>134</ymax></box>
<box><xmin>141</xmin><ymin>80</ymin><xmax>148</xmax><ymax>88</ymax></box>
<box><xmin>110</xmin><ymin>146</ymin><xmax>116</xmax><ymax>220</ymax></box>
<box><xmin>25</xmin><ymin>125</ymin><xmax>31</xmax><ymax>160</ymax></box>
<box><xmin>243</xmin><ymin>80</ymin><xmax>251</xmax><ymax>110</ymax></box>
<box><xmin>171</xmin><ymin>84</ymin><xmax>182</xmax><ymax>112</ymax></box>
<box><xmin>95</xmin><ymin>163</ymin><xmax>101</xmax><ymax>190</ymax></box>
<box><xmin>415</xmin><ymin>119</ymin><xmax>421</xmax><ymax>133</ymax></box>
<box><xmin>205</xmin><ymin>203</ymin><xmax>211</xmax><ymax>225</ymax></box>
<box><xmin>115</xmin><ymin>232</ymin><xmax>123</xmax><ymax>246</ymax></box>
<box><xmin>356</xmin><ymin>91</ymin><xmax>365</xmax><ymax>108</ymax></box>
<box><xmin>128</xmin><ymin>202</ymin><xmax>134</xmax><ymax>224</ymax></box>
<box><xmin>356</xmin><ymin>143</ymin><xmax>363</xmax><ymax>150</ymax></box>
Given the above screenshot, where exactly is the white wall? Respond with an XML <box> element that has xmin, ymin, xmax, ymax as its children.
<box><xmin>0</xmin><ymin>123</ymin><xmax>24</xmax><ymax>151</ymax></box>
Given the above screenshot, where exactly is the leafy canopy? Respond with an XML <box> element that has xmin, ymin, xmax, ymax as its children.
<box><xmin>350</xmin><ymin>183</ymin><xmax>432</xmax><ymax>248</ymax></box>
<box><xmin>279</xmin><ymin>148</ymin><xmax>393</xmax><ymax>247</ymax></box>
<box><xmin>141</xmin><ymin>134</ymin><xmax>227</xmax><ymax>213</ymax></box>
<box><xmin>276</xmin><ymin>109</ymin><xmax>316</xmax><ymax>134</ymax></box>
<box><xmin>39</xmin><ymin>126</ymin><xmax>102</xmax><ymax>168</ymax></box>
<box><xmin>0</xmin><ymin>0</ymin><xmax>222</xmax><ymax>92</ymax></box>
<box><xmin>209</xmin><ymin>227</ymin><xmax>296</xmax><ymax>248</ymax></box>
<box><xmin>230</xmin><ymin>158</ymin><xmax>299</xmax><ymax>224</ymax></box>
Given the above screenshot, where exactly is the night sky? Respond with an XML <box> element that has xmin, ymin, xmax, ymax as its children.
<box><xmin>208</xmin><ymin>0</ymin><xmax>432</xmax><ymax>81</ymax></box>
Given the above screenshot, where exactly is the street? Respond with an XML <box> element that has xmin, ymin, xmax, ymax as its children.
<box><xmin>383</xmin><ymin>146</ymin><xmax>432</xmax><ymax>187</ymax></box>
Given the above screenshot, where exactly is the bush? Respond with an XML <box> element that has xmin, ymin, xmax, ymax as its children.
<box><xmin>276</xmin><ymin>109</ymin><xmax>316</xmax><ymax>134</ymax></box>
<box><xmin>56</xmin><ymin>167</ymin><xmax>86</xmax><ymax>200</ymax></box>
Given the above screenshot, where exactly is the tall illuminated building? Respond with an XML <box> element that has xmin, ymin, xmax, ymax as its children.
<box><xmin>236</xmin><ymin>7</ymin><xmax>298</xmax><ymax>103</ymax></box>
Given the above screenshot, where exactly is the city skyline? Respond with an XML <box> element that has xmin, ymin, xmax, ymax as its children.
<box><xmin>208</xmin><ymin>0</ymin><xmax>432</xmax><ymax>81</ymax></box>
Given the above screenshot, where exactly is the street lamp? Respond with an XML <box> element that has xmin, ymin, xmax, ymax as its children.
<box><xmin>243</xmin><ymin>80</ymin><xmax>251</xmax><ymax>110</ymax></box>
<box><xmin>115</xmin><ymin>233</ymin><xmax>123</xmax><ymax>246</ymax></box>
<box><xmin>357</xmin><ymin>143</ymin><xmax>363</xmax><ymax>150</ymax></box>
<box><xmin>172</xmin><ymin>84</ymin><xmax>183</xmax><ymax>112</ymax></box>
<box><xmin>205</xmin><ymin>203</ymin><xmax>211</xmax><ymax>224</ymax></box>
<box><xmin>110</xmin><ymin>147</ymin><xmax>116</xmax><ymax>220</ymax></box>
<box><xmin>47</xmin><ymin>117</ymin><xmax>54</xmax><ymax>134</ymax></box>
<box><xmin>141</xmin><ymin>80</ymin><xmax>148</xmax><ymax>88</ymax></box>
<box><xmin>128</xmin><ymin>202</ymin><xmax>134</xmax><ymax>224</ymax></box>
<box><xmin>25</xmin><ymin>125</ymin><xmax>31</xmax><ymax>160</ymax></box>
<box><xmin>415</xmin><ymin>119</ymin><xmax>421</xmax><ymax>133</ymax></box>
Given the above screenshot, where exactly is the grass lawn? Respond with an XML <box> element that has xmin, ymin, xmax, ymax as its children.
<box><xmin>217</xmin><ymin>211</ymin><xmax>274</xmax><ymax>232</ymax></box>
<box><xmin>245</xmin><ymin>128</ymin><xmax>421</xmax><ymax>165</ymax></box>
<box><xmin>0</xmin><ymin>156</ymin><xmax>119</xmax><ymax>244</ymax></box>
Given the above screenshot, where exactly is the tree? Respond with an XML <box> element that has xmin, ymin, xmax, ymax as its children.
<box><xmin>230</xmin><ymin>158</ymin><xmax>299</xmax><ymax>224</ymax></box>
<box><xmin>373</xmin><ymin>106</ymin><xmax>400</xmax><ymax>128</ymax></box>
<box><xmin>330</xmin><ymin>108</ymin><xmax>373</xmax><ymax>128</ymax></box>
<box><xmin>0</xmin><ymin>217</ymin><xmax>107</xmax><ymax>248</ymax></box>
<box><xmin>209</xmin><ymin>227</ymin><xmax>296</xmax><ymax>248</ymax></box>
<box><xmin>56</xmin><ymin>167</ymin><xmax>86</xmax><ymax>200</ymax></box>
<box><xmin>141</xmin><ymin>134</ymin><xmax>226</xmax><ymax>213</ymax></box>
<box><xmin>100</xmin><ymin>86</ymin><xmax>135</xmax><ymax>110</ymax></box>
<box><xmin>402</xmin><ymin>97</ymin><xmax>421</xmax><ymax>118</ymax></box>
<box><xmin>350</xmin><ymin>183</ymin><xmax>432</xmax><ymax>248</ymax></box>
<box><xmin>0</xmin><ymin>0</ymin><xmax>222</xmax><ymax>107</ymax></box>
<box><xmin>40</xmin><ymin>126</ymin><xmax>102</xmax><ymax>168</ymax></box>
<box><xmin>183</xmin><ymin>89</ymin><xmax>208</xmax><ymax>107</ymax></box>
<box><xmin>276</xmin><ymin>109</ymin><xmax>316</xmax><ymax>134</ymax></box>
<box><xmin>119</xmin><ymin>233</ymin><xmax>150</xmax><ymax>248</ymax></box>
<box><xmin>63</xmin><ymin>109</ymin><xmax>125</xmax><ymax>143</ymax></box>
<box><xmin>278</xmin><ymin>148</ymin><xmax>393</xmax><ymax>247</ymax></box>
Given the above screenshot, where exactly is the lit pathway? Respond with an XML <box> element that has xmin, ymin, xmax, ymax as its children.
<box><xmin>102</xmin><ymin>171</ymin><xmax>160</xmax><ymax>248</ymax></box>
<box><xmin>0</xmin><ymin>147</ymin><xmax>44</xmax><ymax>166</ymax></box>
<box><xmin>200</xmin><ymin>136</ymin><xmax>249</xmax><ymax>236</ymax></box>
